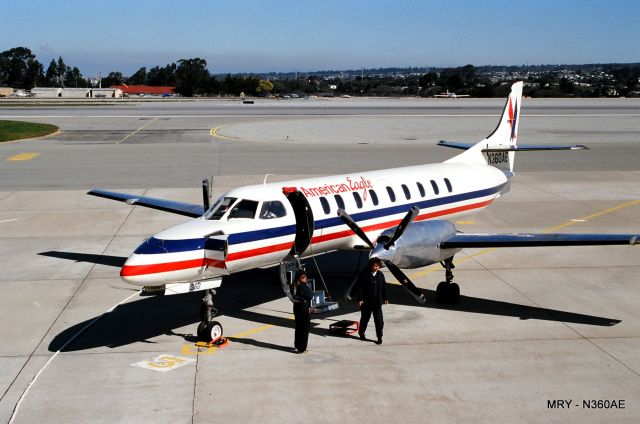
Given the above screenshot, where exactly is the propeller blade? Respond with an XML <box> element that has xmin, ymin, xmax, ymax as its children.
<box><xmin>202</xmin><ymin>179</ymin><xmax>211</xmax><ymax>211</ymax></box>
<box><xmin>384</xmin><ymin>206</ymin><xmax>419</xmax><ymax>249</ymax></box>
<box><xmin>383</xmin><ymin>260</ymin><xmax>426</xmax><ymax>304</ymax></box>
<box><xmin>337</xmin><ymin>208</ymin><xmax>374</xmax><ymax>249</ymax></box>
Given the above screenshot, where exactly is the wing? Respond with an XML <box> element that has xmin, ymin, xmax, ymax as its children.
<box><xmin>88</xmin><ymin>188</ymin><xmax>204</xmax><ymax>218</ymax></box>
<box><xmin>441</xmin><ymin>233</ymin><xmax>639</xmax><ymax>249</ymax></box>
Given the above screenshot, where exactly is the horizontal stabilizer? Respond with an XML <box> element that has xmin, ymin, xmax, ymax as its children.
<box><xmin>88</xmin><ymin>189</ymin><xmax>204</xmax><ymax>218</ymax></box>
<box><xmin>437</xmin><ymin>140</ymin><xmax>475</xmax><ymax>150</ymax></box>
<box><xmin>441</xmin><ymin>233</ymin><xmax>639</xmax><ymax>249</ymax></box>
<box><xmin>438</xmin><ymin>140</ymin><xmax>587</xmax><ymax>151</ymax></box>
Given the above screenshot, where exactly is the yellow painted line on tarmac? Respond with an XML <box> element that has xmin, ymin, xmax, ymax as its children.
<box><xmin>231</xmin><ymin>324</ymin><xmax>274</xmax><ymax>338</ymax></box>
<box><xmin>117</xmin><ymin>117</ymin><xmax>158</xmax><ymax>144</ymax></box>
<box><xmin>6</xmin><ymin>152</ymin><xmax>40</xmax><ymax>161</ymax></box>
<box><xmin>210</xmin><ymin>124</ymin><xmax>240</xmax><ymax>140</ymax></box>
<box><xmin>543</xmin><ymin>199</ymin><xmax>640</xmax><ymax>233</ymax></box>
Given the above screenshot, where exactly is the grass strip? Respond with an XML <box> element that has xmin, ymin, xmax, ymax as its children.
<box><xmin>0</xmin><ymin>120</ymin><xmax>58</xmax><ymax>142</ymax></box>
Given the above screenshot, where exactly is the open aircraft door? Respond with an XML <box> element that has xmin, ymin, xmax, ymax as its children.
<box><xmin>202</xmin><ymin>235</ymin><xmax>231</xmax><ymax>277</ymax></box>
<box><xmin>282</xmin><ymin>187</ymin><xmax>315</xmax><ymax>258</ymax></box>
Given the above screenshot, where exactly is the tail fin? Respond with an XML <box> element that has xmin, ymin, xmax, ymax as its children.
<box><xmin>442</xmin><ymin>81</ymin><xmax>585</xmax><ymax>173</ymax></box>
<box><xmin>444</xmin><ymin>81</ymin><xmax>523</xmax><ymax>173</ymax></box>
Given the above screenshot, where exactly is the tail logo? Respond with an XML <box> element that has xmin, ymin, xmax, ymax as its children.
<box><xmin>508</xmin><ymin>98</ymin><xmax>518</xmax><ymax>143</ymax></box>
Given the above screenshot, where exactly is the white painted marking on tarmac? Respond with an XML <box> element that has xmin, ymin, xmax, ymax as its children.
<box><xmin>131</xmin><ymin>354</ymin><xmax>195</xmax><ymax>372</ymax></box>
<box><xmin>8</xmin><ymin>290</ymin><xmax>141</xmax><ymax>424</ymax></box>
<box><xmin>0</xmin><ymin>113</ymin><xmax>638</xmax><ymax>119</ymax></box>
<box><xmin>33</xmin><ymin>301</ymin><xmax>42</xmax><ymax>308</ymax></box>
<box><xmin>0</xmin><ymin>218</ymin><xmax>18</xmax><ymax>223</ymax></box>
<box><xmin>570</xmin><ymin>219</ymin><xmax>588</xmax><ymax>222</ymax></box>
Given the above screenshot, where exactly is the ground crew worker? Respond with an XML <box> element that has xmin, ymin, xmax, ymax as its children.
<box><xmin>356</xmin><ymin>258</ymin><xmax>388</xmax><ymax>345</ymax></box>
<box><xmin>291</xmin><ymin>270</ymin><xmax>313</xmax><ymax>353</ymax></box>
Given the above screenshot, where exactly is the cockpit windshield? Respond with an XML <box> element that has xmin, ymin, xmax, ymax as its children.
<box><xmin>228</xmin><ymin>199</ymin><xmax>259</xmax><ymax>219</ymax></box>
<box><xmin>206</xmin><ymin>197</ymin><xmax>237</xmax><ymax>220</ymax></box>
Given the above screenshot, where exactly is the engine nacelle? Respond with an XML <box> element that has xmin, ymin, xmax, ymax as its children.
<box><xmin>371</xmin><ymin>220</ymin><xmax>461</xmax><ymax>269</ymax></box>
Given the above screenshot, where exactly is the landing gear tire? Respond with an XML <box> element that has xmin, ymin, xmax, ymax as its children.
<box><xmin>436</xmin><ymin>282</ymin><xmax>460</xmax><ymax>304</ymax></box>
<box><xmin>436</xmin><ymin>281</ymin><xmax>449</xmax><ymax>304</ymax></box>
<box><xmin>197</xmin><ymin>320</ymin><xmax>223</xmax><ymax>343</ymax></box>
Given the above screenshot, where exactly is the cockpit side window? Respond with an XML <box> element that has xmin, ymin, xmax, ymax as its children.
<box><xmin>259</xmin><ymin>200</ymin><xmax>287</xmax><ymax>219</ymax></box>
<box><xmin>207</xmin><ymin>197</ymin><xmax>237</xmax><ymax>220</ymax></box>
<box><xmin>228</xmin><ymin>199</ymin><xmax>259</xmax><ymax>219</ymax></box>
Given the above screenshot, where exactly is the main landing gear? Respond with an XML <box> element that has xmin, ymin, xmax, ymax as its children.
<box><xmin>197</xmin><ymin>289</ymin><xmax>224</xmax><ymax>343</ymax></box>
<box><xmin>436</xmin><ymin>257</ymin><xmax>460</xmax><ymax>304</ymax></box>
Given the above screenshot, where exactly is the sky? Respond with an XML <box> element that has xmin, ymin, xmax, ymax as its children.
<box><xmin>2</xmin><ymin>0</ymin><xmax>639</xmax><ymax>77</ymax></box>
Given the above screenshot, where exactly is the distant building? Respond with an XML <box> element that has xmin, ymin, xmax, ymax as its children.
<box><xmin>111</xmin><ymin>85</ymin><xmax>176</xmax><ymax>97</ymax></box>
<box><xmin>31</xmin><ymin>87</ymin><xmax>123</xmax><ymax>98</ymax></box>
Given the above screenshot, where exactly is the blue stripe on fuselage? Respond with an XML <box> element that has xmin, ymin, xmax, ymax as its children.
<box><xmin>138</xmin><ymin>183</ymin><xmax>504</xmax><ymax>254</ymax></box>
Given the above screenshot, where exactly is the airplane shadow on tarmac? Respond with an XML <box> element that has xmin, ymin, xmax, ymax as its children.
<box><xmin>44</xmin><ymin>250</ymin><xmax>620</xmax><ymax>353</ymax></box>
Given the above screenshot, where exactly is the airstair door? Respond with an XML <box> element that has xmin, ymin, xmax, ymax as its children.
<box><xmin>283</xmin><ymin>189</ymin><xmax>315</xmax><ymax>257</ymax></box>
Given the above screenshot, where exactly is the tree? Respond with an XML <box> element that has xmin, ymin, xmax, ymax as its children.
<box><xmin>45</xmin><ymin>60</ymin><xmax>58</xmax><ymax>86</ymax></box>
<box><xmin>64</xmin><ymin>66</ymin><xmax>84</xmax><ymax>88</ymax></box>
<box><xmin>175</xmin><ymin>58</ymin><xmax>209</xmax><ymax>96</ymax></box>
<box><xmin>56</xmin><ymin>56</ymin><xmax>69</xmax><ymax>86</ymax></box>
<box><xmin>147</xmin><ymin>63</ymin><xmax>177</xmax><ymax>86</ymax></box>
<box><xmin>102</xmin><ymin>71</ymin><xmax>124</xmax><ymax>87</ymax></box>
<box><xmin>0</xmin><ymin>47</ymin><xmax>44</xmax><ymax>89</ymax></box>
<box><xmin>129</xmin><ymin>67</ymin><xmax>147</xmax><ymax>85</ymax></box>
<box><xmin>256</xmin><ymin>79</ymin><xmax>274</xmax><ymax>96</ymax></box>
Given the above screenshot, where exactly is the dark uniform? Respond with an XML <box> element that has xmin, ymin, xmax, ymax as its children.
<box><xmin>292</xmin><ymin>280</ymin><xmax>313</xmax><ymax>352</ymax></box>
<box><xmin>356</xmin><ymin>269</ymin><xmax>388</xmax><ymax>342</ymax></box>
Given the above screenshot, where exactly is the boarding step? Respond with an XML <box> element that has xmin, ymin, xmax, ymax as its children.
<box><xmin>310</xmin><ymin>289</ymin><xmax>339</xmax><ymax>314</ymax></box>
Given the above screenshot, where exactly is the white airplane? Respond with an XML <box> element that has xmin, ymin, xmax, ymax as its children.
<box><xmin>89</xmin><ymin>81</ymin><xmax>638</xmax><ymax>342</ymax></box>
<box><xmin>434</xmin><ymin>90</ymin><xmax>470</xmax><ymax>98</ymax></box>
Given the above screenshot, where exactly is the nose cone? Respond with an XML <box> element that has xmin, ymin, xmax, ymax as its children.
<box><xmin>370</xmin><ymin>243</ymin><xmax>396</xmax><ymax>263</ymax></box>
<box><xmin>120</xmin><ymin>236</ymin><xmax>206</xmax><ymax>286</ymax></box>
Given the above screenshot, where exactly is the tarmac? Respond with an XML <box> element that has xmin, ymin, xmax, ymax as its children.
<box><xmin>1</xmin><ymin>97</ymin><xmax>640</xmax><ymax>423</ymax></box>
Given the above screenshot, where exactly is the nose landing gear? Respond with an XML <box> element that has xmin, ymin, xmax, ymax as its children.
<box><xmin>197</xmin><ymin>289</ymin><xmax>224</xmax><ymax>343</ymax></box>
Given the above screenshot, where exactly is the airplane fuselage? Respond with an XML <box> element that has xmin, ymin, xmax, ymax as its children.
<box><xmin>121</xmin><ymin>162</ymin><xmax>508</xmax><ymax>287</ymax></box>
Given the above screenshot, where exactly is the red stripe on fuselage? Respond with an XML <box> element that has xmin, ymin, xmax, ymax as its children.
<box><xmin>120</xmin><ymin>258</ymin><xmax>226</xmax><ymax>277</ymax></box>
<box><xmin>121</xmin><ymin>198</ymin><xmax>494</xmax><ymax>277</ymax></box>
<box><xmin>311</xmin><ymin>198</ymin><xmax>494</xmax><ymax>244</ymax></box>
<box><xmin>225</xmin><ymin>241</ymin><xmax>294</xmax><ymax>262</ymax></box>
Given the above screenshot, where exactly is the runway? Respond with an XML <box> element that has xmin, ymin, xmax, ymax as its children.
<box><xmin>1</xmin><ymin>98</ymin><xmax>640</xmax><ymax>423</ymax></box>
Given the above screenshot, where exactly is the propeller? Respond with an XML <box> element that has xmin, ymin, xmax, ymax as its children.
<box><xmin>337</xmin><ymin>207</ymin><xmax>426</xmax><ymax>304</ymax></box>
<box><xmin>384</xmin><ymin>260</ymin><xmax>426</xmax><ymax>304</ymax></box>
<box><xmin>202</xmin><ymin>178</ymin><xmax>211</xmax><ymax>211</ymax></box>
<box><xmin>337</xmin><ymin>209</ymin><xmax>374</xmax><ymax>249</ymax></box>
<box><xmin>384</xmin><ymin>206</ymin><xmax>419</xmax><ymax>249</ymax></box>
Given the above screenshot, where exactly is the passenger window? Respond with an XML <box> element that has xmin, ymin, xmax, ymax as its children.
<box><xmin>353</xmin><ymin>192</ymin><xmax>363</xmax><ymax>209</ymax></box>
<box><xmin>444</xmin><ymin>178</ymin><xmax>453</xmax><ymax>193</ymax></box>
<box><xmin>369</xmin><ymin>189</ymin><xmax>379</xmax><ymax>206</ymax></box>
<box><xmin>334</xmin><ymin>194</ymin><xmax>345</xmax><ymax>210</ymax></box>
<box><xmin>259</xmin><ymin>201</ymin><xmax>287</xmax><ymax>219</ymax></box>
<box><xmin>401</xmin><ymin>184</ymin><xmax>411</xmax><ymax>200</ymax></box>
<box><xmin>386</xmin><ymin>186</ymin><xmax>396</xmax><ymax>202</ymax></box>
<box><xmin>416</xmin><ymin>182</ymin><xmax>425</xmax><ymax>197</ymax></box>
<box><xmin>320</xmin><ymin>197</ymin><xmax>330</xmax><ymax>214</ymax></box>
<box><xmin>430</xmin><ymin>180</ymin><xmax>440</xmax><ymax>195</ymax></box>
<box><xmin>207</xmin><ymin>197</ymin><xmax>237</xmax><ymax>220</ymax></box>
<box><xmin>228</xmin><ymin>200</ymin><xmax>258</xmax><ymax>219</ymax></box>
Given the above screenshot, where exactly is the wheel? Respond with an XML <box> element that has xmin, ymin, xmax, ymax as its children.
<box><xmin>449</xmin><ymin>283</ymin><xmax>460</xmax><ymax>304</ymax></box>
<box><xmin>206</xmin><ymin>321</ymin><xmax>223</xmax><ymax>342</ymax></box>
<box><xmin>436</xmin><ymin>281</ymin><xmax>449</xmax><ymax>304</ymax></box>
<box><xmin>197</xmin><ymin>321</ymin><xmax>209</xmax><ymax>341</ymax></box>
